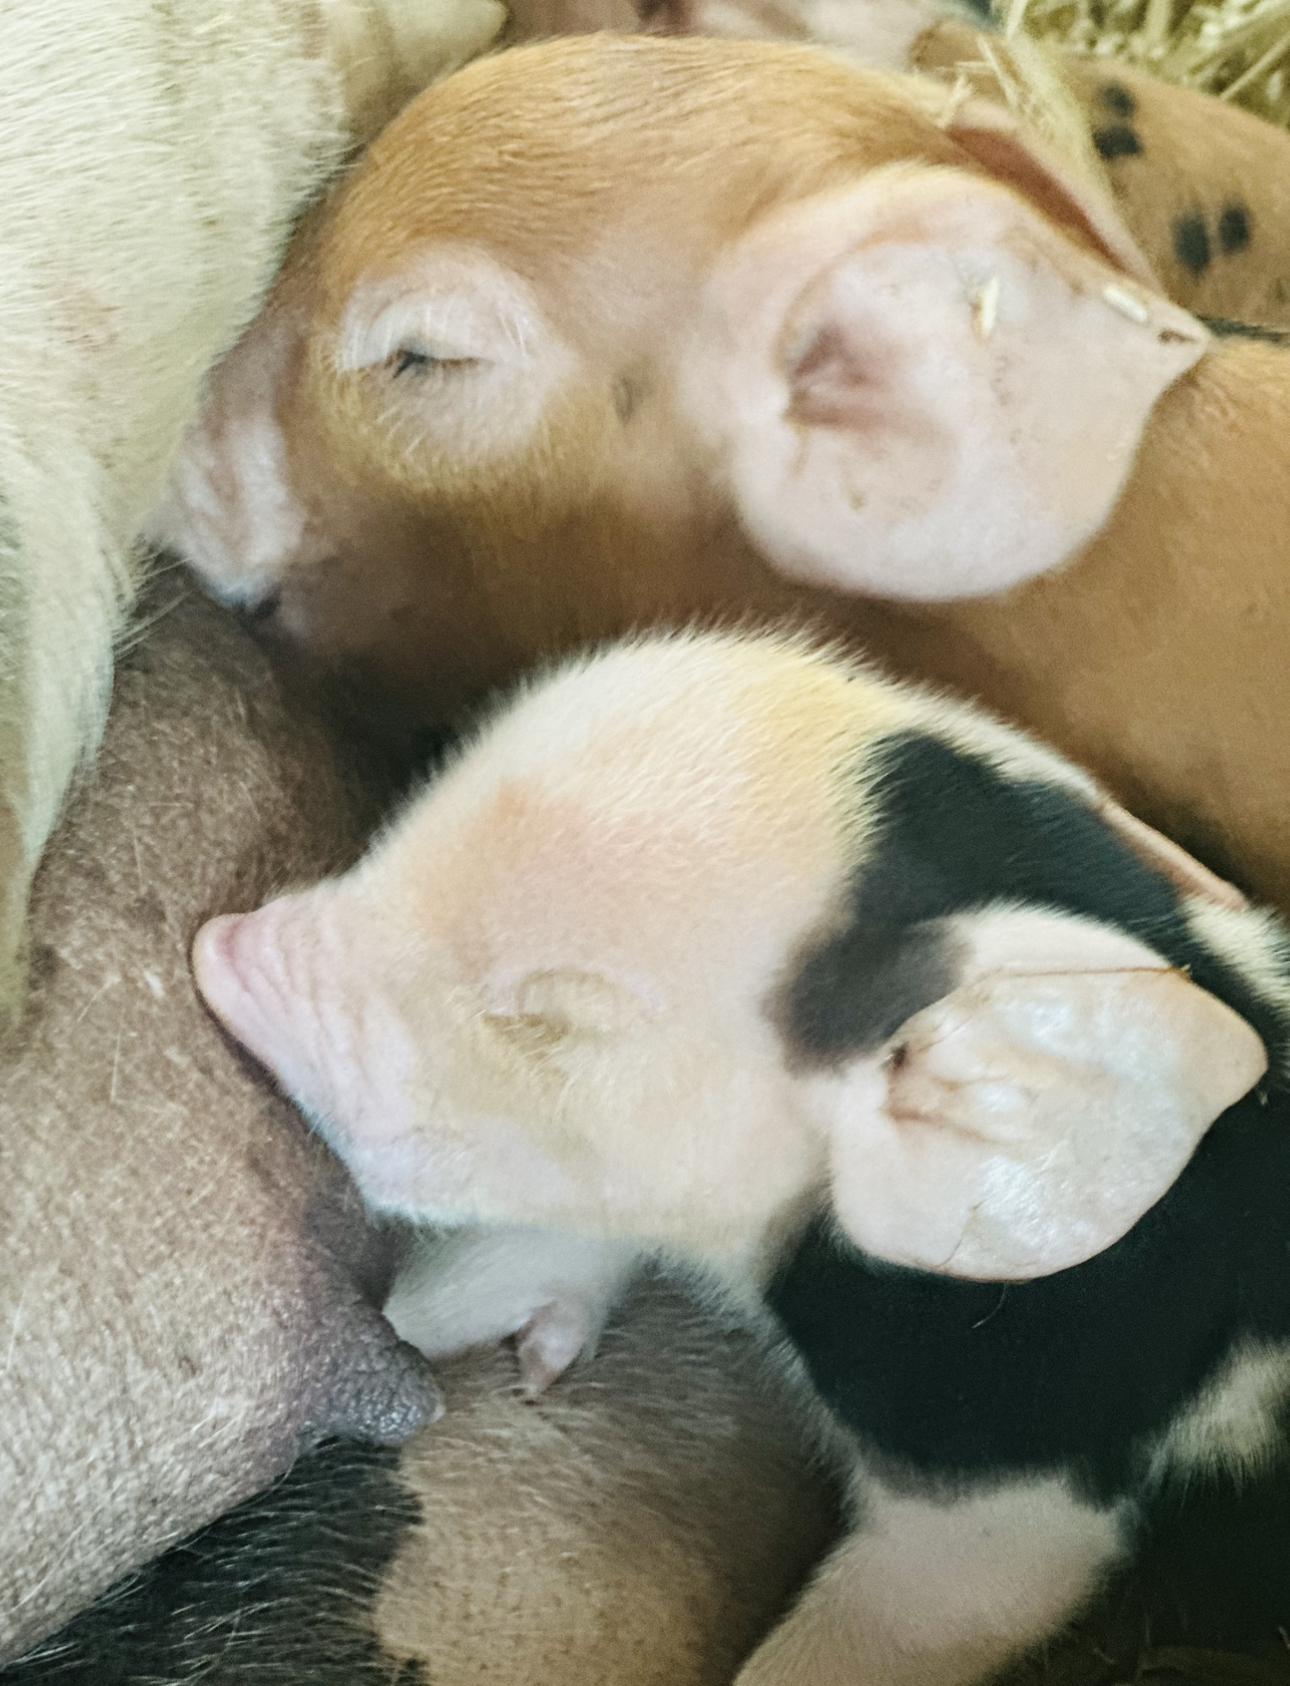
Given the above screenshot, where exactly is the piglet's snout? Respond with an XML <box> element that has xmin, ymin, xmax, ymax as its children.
<box><xmin>194</xmin><ymin>908</ymin><xmax>285</xmax><ymax>1066</ymax></box>
<box><xmin>192</xmin><ymin>899</ymin><xmax>332</xmax><ymax>1114</ymax></box>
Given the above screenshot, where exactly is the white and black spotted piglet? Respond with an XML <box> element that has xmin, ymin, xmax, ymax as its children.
<box><xmin>190</xmin><ymin>628</ymin><xmax>1287</xmax><ymax>1685</ymax></box>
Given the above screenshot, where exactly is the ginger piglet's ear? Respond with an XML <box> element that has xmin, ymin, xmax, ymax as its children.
<box><xmin>689</xmin><ymin>146</ymin><xmax>1207</xmax><ymax>603</ymax></box>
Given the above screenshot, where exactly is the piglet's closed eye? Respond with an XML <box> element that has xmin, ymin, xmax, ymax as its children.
<box><xmin>809</xmin><ymin>914</ymin><xmax>1267</xmax><ymax>1281</ymax></box>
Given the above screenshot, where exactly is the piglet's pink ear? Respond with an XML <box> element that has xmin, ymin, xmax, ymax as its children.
<box><xmin>1092</xmin><ymin>793</ymin><xmax>1248</xmax><ymax>910</ymax></box>
<box><xmin>808</xmin><ymin>915</ymin><xmax>1266</xmax><ymax>1280</ymax></box>
<box><xmin>693</xmin><ymin>161</ymin><xmax>1208</xmax><ymax>602</ymax></box>
<box><xmin>943</xmin><ymin>97</ymin><xmax>1161</xmax><ymax>288</ymax></box>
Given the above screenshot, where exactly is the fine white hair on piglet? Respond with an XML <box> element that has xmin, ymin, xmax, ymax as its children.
<box><xmin>384</xmin><ymin>1224</ymin><xmax>641</xmax><ymax>1396</ymax></box>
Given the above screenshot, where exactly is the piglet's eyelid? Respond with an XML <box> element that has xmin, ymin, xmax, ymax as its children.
<box><xmin>386</xmin><ymin>346</ymin><xmax>483</xmax><ymax>378</ymax></box>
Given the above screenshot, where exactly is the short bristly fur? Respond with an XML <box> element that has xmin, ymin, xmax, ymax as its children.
<box><xmin>193</xmin><ymin>626</ymin><xmax>1289</xmax><ymax>1686</ymax></box>
<box><xmin>0</xmin><ymin>588</ymin><xmax>440</xmax><ymax>1659</ymax></box>
<box><xmin>0</xmin><ymin>0</ymin><xmax>502</xmax><ymax>1016</ymax></box>
<box><xmin>4</xmin><ymin>1280</ymin><xmax>834</xmax><ymax>1686</ymax></box>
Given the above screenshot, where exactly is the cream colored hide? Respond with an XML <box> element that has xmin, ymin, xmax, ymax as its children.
<box><xmin>192</xmin><ymin>631</ymin><xmax>1263</xmax><ymax>1293</ymax></box>
<box><xmin>0</xmin><ymin>0</ymin><xmax>501</xmax><ymax>1013</ymax></box>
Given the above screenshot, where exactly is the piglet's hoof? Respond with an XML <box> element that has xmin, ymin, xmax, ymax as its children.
<box><xmin>516</xmin><ymin>1299</ymin><xmax>606</xmax><ymax>1397</ymax></box>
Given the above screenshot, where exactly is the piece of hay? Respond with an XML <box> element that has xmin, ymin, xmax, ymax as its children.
<box><xmin>997</xmin><ymin>0</ymin><xmax>1290</xmax><ymax>127</ymax></box>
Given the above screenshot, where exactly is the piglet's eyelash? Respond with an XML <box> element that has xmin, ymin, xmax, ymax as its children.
<box><xmin>387</xmin><ymin>346</ymin><xmax>480</xmax><ymax>379</ymax></box>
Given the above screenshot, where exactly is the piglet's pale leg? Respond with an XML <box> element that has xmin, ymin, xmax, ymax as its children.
<box><xmin>386</xmin><ymin>1226</ymin><xmax>641</xmax><ymax>1395</ymax></box>
<box><xmin>734</xmin><ymin>1474</ymin><xmax>1126</xmax><ymax>1685</ymax></box>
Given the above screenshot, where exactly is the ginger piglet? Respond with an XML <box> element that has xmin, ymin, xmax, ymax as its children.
<box><xmin>159</xmin><ymin>36</ymin><xmax>1290</xmax><ymax>911</ymax></box>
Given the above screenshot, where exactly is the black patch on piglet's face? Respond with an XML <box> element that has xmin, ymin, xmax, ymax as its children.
<box><xmin>777</xmin><ymin>730</ymin><xmax>1275</xmax><ymax>1071</ymax></box>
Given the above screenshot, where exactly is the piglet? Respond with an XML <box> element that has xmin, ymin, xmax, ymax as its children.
<box><xmin>157</xmin><ymin>36</ymin><xmax>1290</xmax><ymax>917</ymax></box>
<box><xmin>193</xmin><ymin>628</ymin><xmax>1285</xmax><ymax>1686</ymax></box>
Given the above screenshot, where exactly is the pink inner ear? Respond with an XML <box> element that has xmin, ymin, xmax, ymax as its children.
<box><xmin>821</xmin><ymin>913</ymin><xmax>1268</xmax><ymax>1281</ymax></box>
<box><xmin>688</xmin><ymin>166</ymin><xmax>1207</xmax><ymax>607</ymax></box>
<box><xmin>785</xmin><ymin>319</ymin><xmax>905</xmax><ymax>433</ymax></box>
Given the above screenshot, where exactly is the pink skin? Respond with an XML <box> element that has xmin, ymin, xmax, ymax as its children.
<box><xmin>195</xmin><ymin>899</ymin><xmax>352</xmax><ymax>1127</ymax></box>
<box><xmin>195</xmin><ymin>911</ymin><xmax>298</xmax><ymax>1082</ymax></box>
<box><xmin>194</xmin><ymin>895</ymin><xmax>418</xmax><ymax>1171</ymax></box>
<box><xmin>195</xmin><ymin>884</ymin><xmax>1267</xmax><ymax>1284</ymax></box>
<box><xmin>194</xmin><ymin>893</ymin><xmax>624</xmax><ymax>1392</ymax></box>
<box><xmin>192</xmin><ymin>890</ymin><xmax>596</xmax><ymax>1232</ymax></box>
<box><xmin>192</xmin><ymin>869</ymin><xmax>1268</xmax><ymax>1398</ymax></box>
<box><xmin>193</xmin><ymin>827</ymin><xmax>1266</xmax><ymax>1279</ymax></box>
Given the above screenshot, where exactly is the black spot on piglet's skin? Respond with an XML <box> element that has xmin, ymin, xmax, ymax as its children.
<box><xmin>1174</xmin><ymin>213</ymin><xmax>1212</xmax><ymax>276</ymax></box>
<box><xmin>1097</xmin><ymin>82</ymin><xmax>1137</xmax><ymax>119</ymax></box>
<box><xmin>780</xmin><ymin>918</ymin><xmax>962</xmax><ymax>1068</ymax></box>
<box><xmin>1219</xmin><ymin>202</ymin><xmax>1252</xmax><ymax>256</ymax></box>
<box><xmin>774</xmin><ymin>730</ymin><xmax>1283</xmax><ymax>1080</ymax></box>
<box><xmin>1093</xmin><ymin>124</ymin><xmax>1143</xmax><ymax>162</ymax></box>
<box><xmin>766</xmin><ymin>732</ymin><xmax>1290</xmax><ymax>1512</ymax></box>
